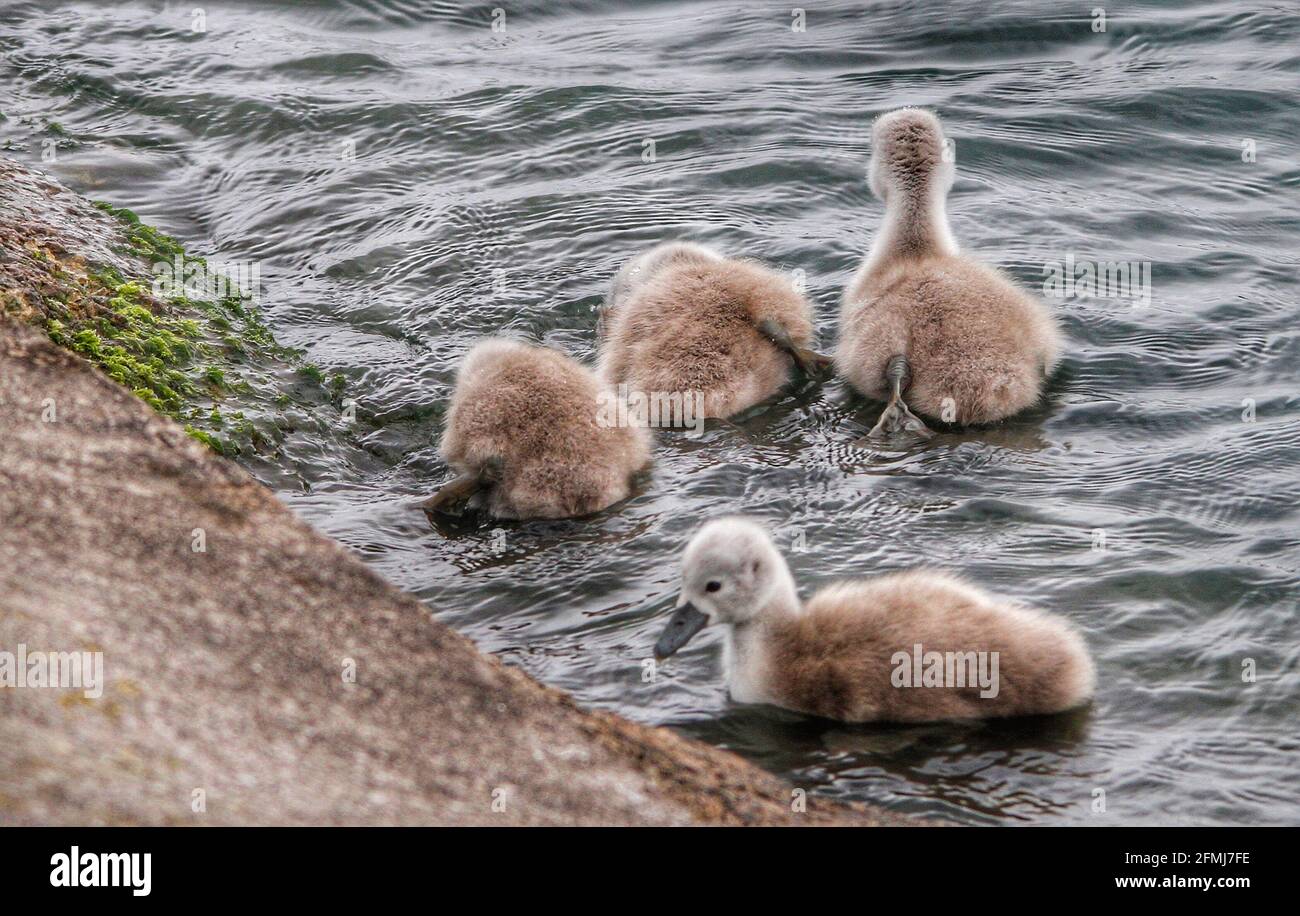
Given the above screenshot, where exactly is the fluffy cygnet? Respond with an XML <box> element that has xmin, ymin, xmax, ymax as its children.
<box><xmin>599</xmin><ymin>241</ymin><xmax>828</xmax><ymax>420</ymax></box>
<box><xmin>654</xmin><ymin>517</ymin><xmax>1095</xmax><ymax>723</ymax></box>
<box><xmin>423</xmin><ymin>338</ymin><xmax>651</xmax><ymax>520</ymax></box>
<box><xmin>837</xmin><ymin>108</ymin><xmax>1062</xmax><ymax>439</ymax></box>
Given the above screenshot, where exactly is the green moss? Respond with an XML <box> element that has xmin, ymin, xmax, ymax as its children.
<box><xmin>70</xmin><ymin>328</ymin><xmax>103</xmax><ymax>360</ymax></box>
<box><xmin>183</xmin><ymin>425</ymin><xmax>227</xmax><ymax>454</ymax></box>
<box><xmin>31</xmin><ymin>201</ymin><xmax>341</xmax><ymax>458</ymax></box>
<box><xmin>92</xmin><ymin>201</ymin><xmax>184</xmax><ymax>262</ymax></box>
<box><xmin>51</xmin><ymin>279</ymin><xmax>212</xmax><ymax>417</ymax></box>
<box><xmin>135</xmin><ymin>388</ymin><xmax>167</xmax><ymax>413</ymax></box>
<box><xmin>91</xmin><ymin>265</ymin><xmax>125</xmax><ymax>288</ymax></box>
<box><xmin>46</xmin><ymin>318</ymin><xmax>68</xmax><ymax>346</ymax></box>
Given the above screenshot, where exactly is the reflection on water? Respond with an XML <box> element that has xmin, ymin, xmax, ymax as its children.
<box><xmin>3</xmin><ymin>0</ymin><xmax>1298</xmax><ymax>824</ymax></box>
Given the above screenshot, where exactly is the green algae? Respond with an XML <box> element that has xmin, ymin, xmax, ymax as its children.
<box><xmin>22</xmin><ymin>201</ymin><xmax>344</xmax><ymax>457</ymax></box>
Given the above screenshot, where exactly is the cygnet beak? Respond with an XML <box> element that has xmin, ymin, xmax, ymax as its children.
<box><xmin>654</xmin><ymin>602</ymin><xmax>709</xmax><ymax>660</ymax></box>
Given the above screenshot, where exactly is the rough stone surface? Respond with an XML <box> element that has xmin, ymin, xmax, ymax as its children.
<box><xmin>0</xmin><ymin>157</ymin><xmax>144</xmax><ymax>314</ymax></box>
<box><xmin>0</xmin><ymin>320</ymin><xmax>912</xmax><ymax>826</ymax></box>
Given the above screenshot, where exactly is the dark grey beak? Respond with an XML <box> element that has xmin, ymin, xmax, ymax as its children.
<box><xmin>654</xmin><ymin>602</ymin><xmax>709</xmax><ymax>660</ymax></box>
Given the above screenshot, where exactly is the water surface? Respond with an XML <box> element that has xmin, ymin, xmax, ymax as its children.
<box><xmin>4</xmin><ymin>0</ymin><xmax>1298</xmax><ymax>824</ymax></box>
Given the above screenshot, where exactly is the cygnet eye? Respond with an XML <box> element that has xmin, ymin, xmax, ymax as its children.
<box><xmin>705</xmin><ymin>581</ymin><xmax>722</xmax><ymax>593</ymax></box>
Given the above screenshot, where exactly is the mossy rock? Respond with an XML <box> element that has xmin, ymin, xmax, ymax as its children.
<box><xmin>0</xmin><ymin>157</ymin><xmax>350</xmax><ymax>458</ymax></box>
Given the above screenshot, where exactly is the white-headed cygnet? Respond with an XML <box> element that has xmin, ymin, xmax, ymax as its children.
<box><xmin>422</xmin><ymin>338</ymin><xmax>651</xmax><ymax>520</ymax></box>
<box><xmin>837</xmin><ymin>108</ymin><xmax>1062</xmax><ymax>440</ymax></box>
<box><xmin>599</xmin><ymin>241</ymin><xmax>829</xmax><ymax>421</ymax></box>
<box><xmin>654</xmin><ymin>518</ymin><xmax>1094</xmax><ymax>723</ymax></box>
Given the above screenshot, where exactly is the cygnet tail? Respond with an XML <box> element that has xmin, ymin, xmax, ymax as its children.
<box><xmin>757</xmin><ymin>317</ymin><xmax>832</xmax><ymax>375</ymax></box>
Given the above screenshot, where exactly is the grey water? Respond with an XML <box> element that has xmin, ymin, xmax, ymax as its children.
<box><xmin>3</xmin><ymin>0</ymin><xmax>1298</xmax><ymax>825</ymax></box>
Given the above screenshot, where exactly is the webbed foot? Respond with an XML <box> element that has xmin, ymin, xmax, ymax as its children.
<box><xmin>420</xmin><ymin>458</ymin><xmax>503</xmax><ymax>518</ymax></box>
<box><xmin>862</xmin><ymin>397</ymin><xmax>933</xmax><ymax>442</ymax></box>
<box><xmin>854</xmin><ymin>354</ymin><xmax>933</xmax><ymax>444</ymax></box>
<box><xmin>420</xmin><ymin>473</ymin><xmax>482</xmax><ymax>517</ymax></box>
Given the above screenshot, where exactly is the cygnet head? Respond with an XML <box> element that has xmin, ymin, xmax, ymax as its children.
<box><xmin>868</xmin><ymin>107</ymin><xmax>954</xmax><ymax>203</ymax></box>
<box><xmin>654</xmin><ymin>517</ymin><xmax>796</xmax><ymax>659</ymax></box>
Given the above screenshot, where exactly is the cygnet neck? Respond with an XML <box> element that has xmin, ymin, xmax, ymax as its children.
<box><xmin>757</xmin><ymin>560</ymin><xmax>803</xmax><ymax>622</ymax></box>
<box><xmin>863</xmin><ymin>180</ymin><xmax>957</xmax><ymax>276</ymax></box>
